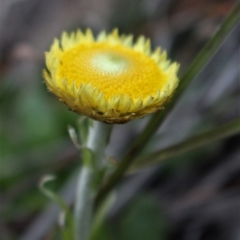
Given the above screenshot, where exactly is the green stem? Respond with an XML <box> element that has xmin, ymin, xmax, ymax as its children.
<box><xmin>95</xmin><ymin>2</ymin><xmax>240</xmax><ymax>208</ymax></box>
<box><xmin>130</xmin><ymin>119</ymin><xmax>240</xmax><ymax>172</ymax></box>
<box><xmin>74</xmin><ymin>121</ymin><xmax>112</xmax><ymax>240</ymax></box>
<box><xmin>75</xmin><ymin>167</ymin><xmax>94</xmax><ymax>240</ymax></box>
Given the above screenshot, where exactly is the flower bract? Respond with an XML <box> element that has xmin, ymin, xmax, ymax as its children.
<box><xmin>43</xmin><ymin>29</ymin><xmax>179</xmax><ymax>123</ymax></box>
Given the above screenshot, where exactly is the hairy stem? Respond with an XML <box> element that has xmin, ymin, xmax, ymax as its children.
<box><xmin>74</xmin><ymin>121</ymin><xmax>112</xmax><ymax>240</ymax></box>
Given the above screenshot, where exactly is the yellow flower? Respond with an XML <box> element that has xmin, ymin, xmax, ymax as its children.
<box><xmin>43</xmin><ymin>29</ymin><xmax>179</xmax><ymax>123</ymax></box>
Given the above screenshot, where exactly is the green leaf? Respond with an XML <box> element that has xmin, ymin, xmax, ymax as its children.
<box><xmin>81</xmin><ymin>147</ymin><xmax>95</xmax><ymax>168</ymax></box>
<box><xmin>39</xmin><ymin>175</ymin><xmax>74</xmax><ymax>240</ymax></box>
<box><xmin>68</xmin><ymin>125</ymin><xmax>81</xmax><ymax>149</ymax></box>
<box><xmin>90</xmin><ymin>193</ymin><xmax>116</xmax><ymax>240</ymax></box>
<box><xmin>78</xmin><ymin>116</ymin><xmax>92</xmax><ymax>145</ymax></box>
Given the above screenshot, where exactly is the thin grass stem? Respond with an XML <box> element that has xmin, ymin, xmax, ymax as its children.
<box><xmin>95</xmin><ymin>2</ymin><xmax>240</xmax><ymax>208</ymax></box>
<box><xmin>130</xmin><ymin>119</ymin><xmax>240</xmax><ymax>172</ymax></box>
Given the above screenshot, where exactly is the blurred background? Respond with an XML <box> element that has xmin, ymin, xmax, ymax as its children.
<box><xmin>0</xmin><ymin>0</ymin><xmax>240</xmax><ymax>239</ymax></box>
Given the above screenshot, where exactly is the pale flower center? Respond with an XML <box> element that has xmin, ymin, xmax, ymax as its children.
<box><xmin>91</xmin><ymin>53</ymin><xmax>129</xmax><ymax>75</ymax></box>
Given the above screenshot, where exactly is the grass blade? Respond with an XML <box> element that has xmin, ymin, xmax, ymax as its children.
<box><xmin>95</xmin><ymin>1</ymin><xmax>240</xmax><ymax>207</ymax></box>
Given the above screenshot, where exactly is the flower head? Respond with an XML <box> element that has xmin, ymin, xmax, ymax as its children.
<box><xmin>43</xmin><ymin>29</ymin><xmax>179</xmax><ymax>123</ymax></box>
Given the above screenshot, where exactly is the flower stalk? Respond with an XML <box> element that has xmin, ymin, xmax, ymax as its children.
<box><xmin>74</xmin><ymin>121</ymin><xmax>112</xmax><ymax>240</ymax></box>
